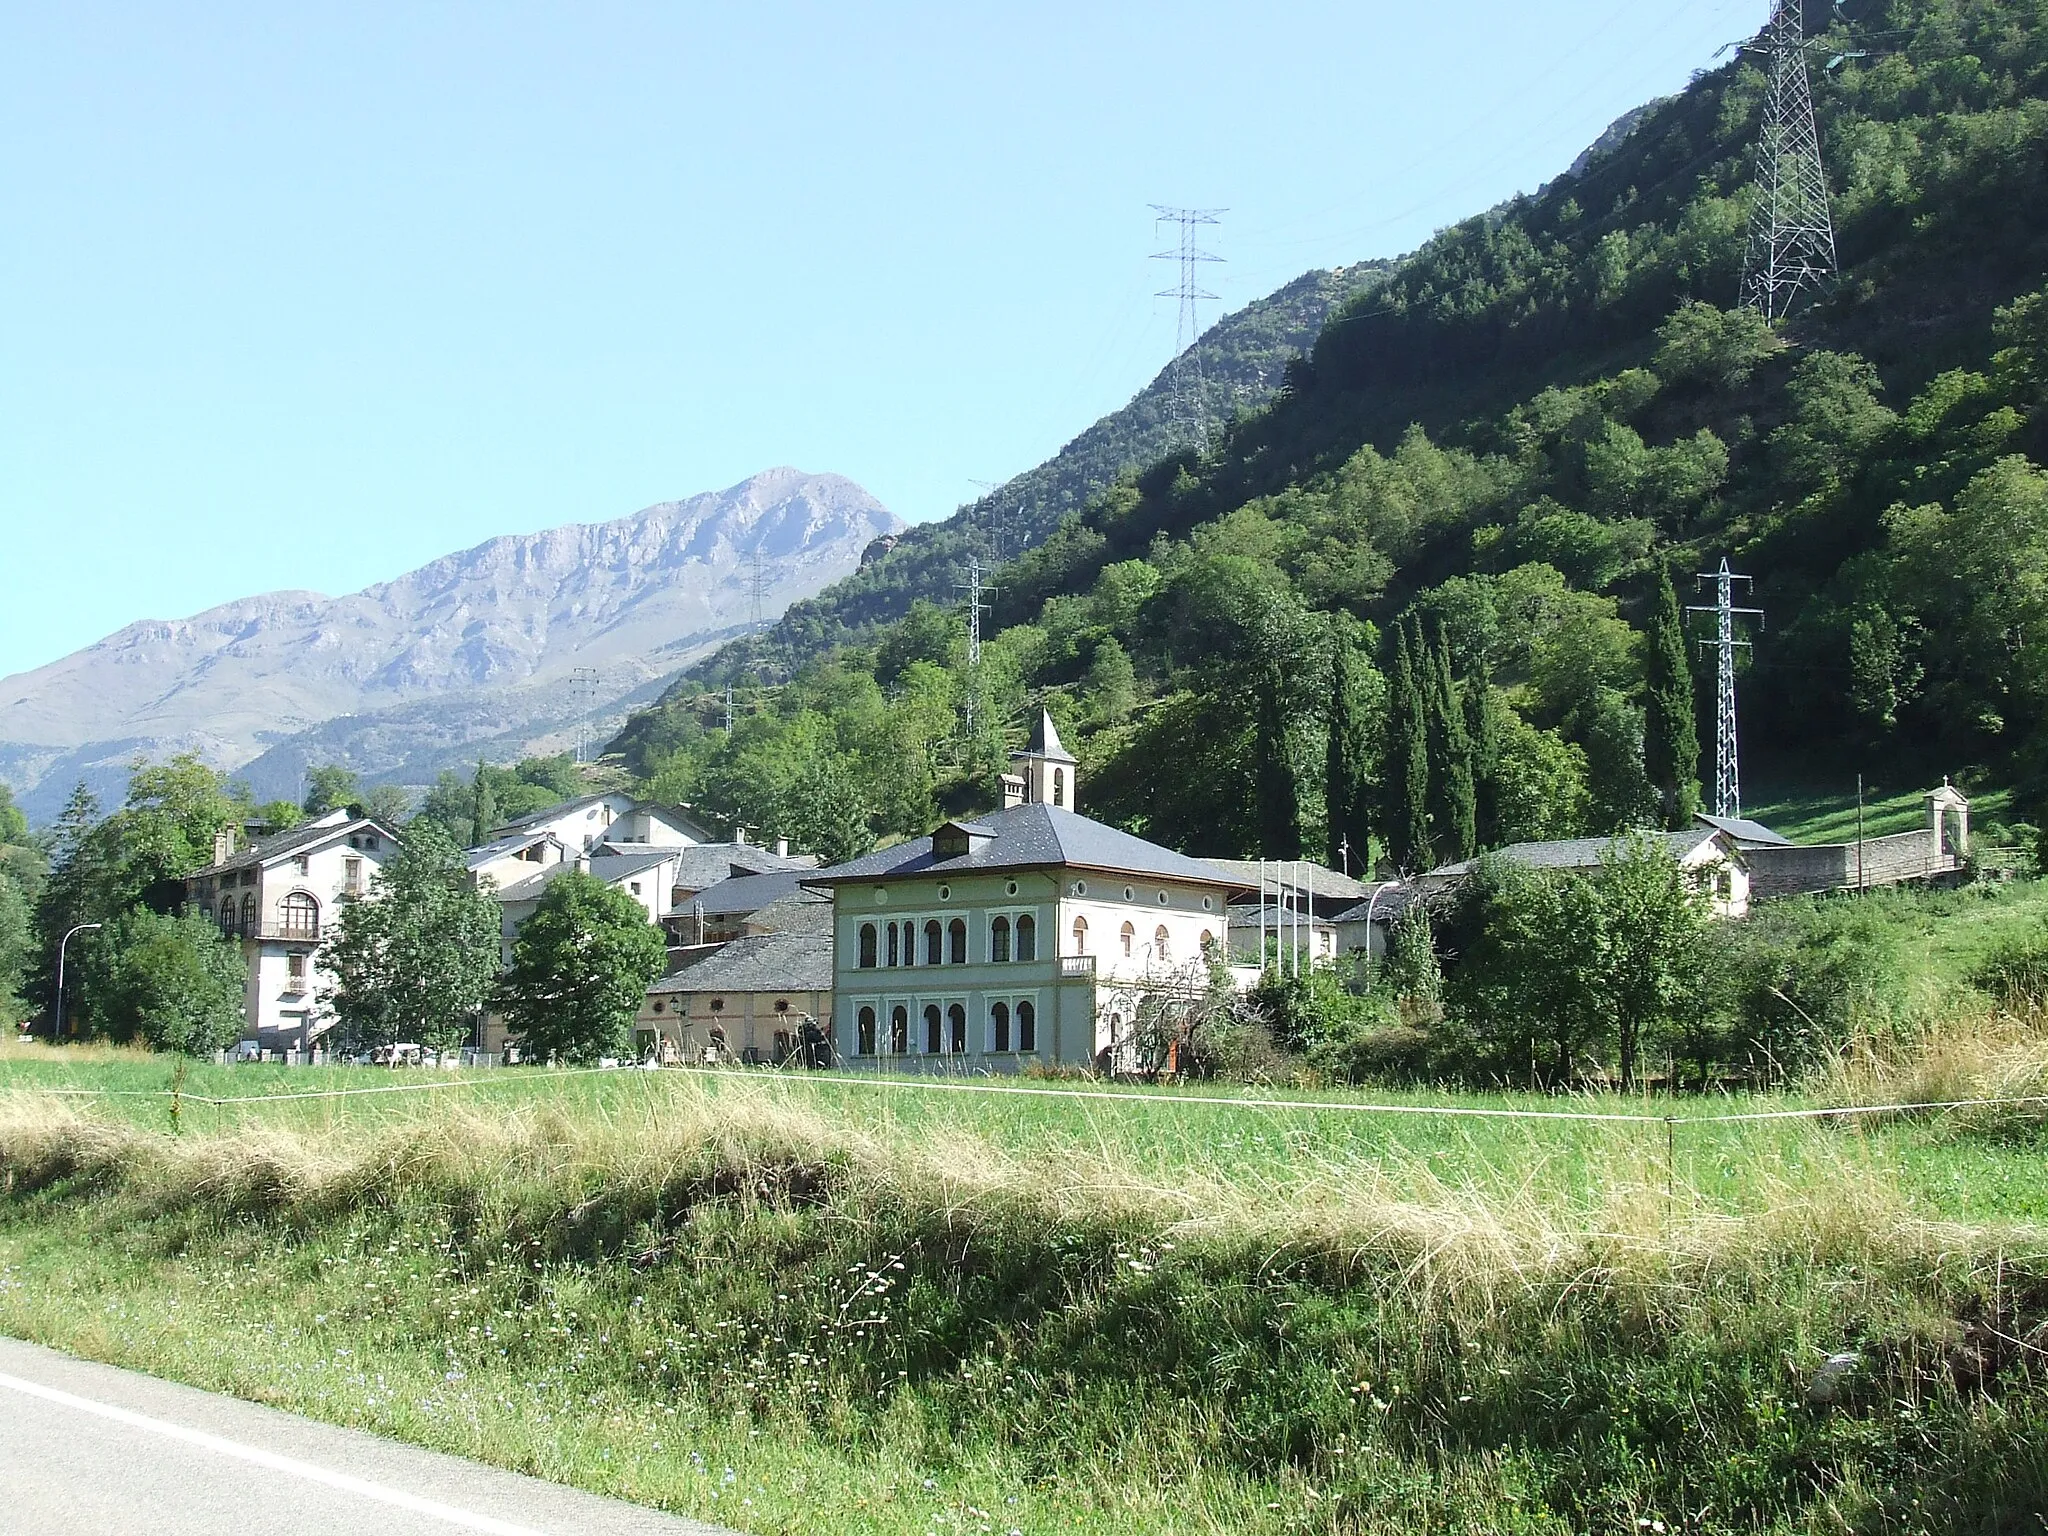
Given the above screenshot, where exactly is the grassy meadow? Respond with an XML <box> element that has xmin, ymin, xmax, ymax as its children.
<box><xmin>0</xmin><ymin>880</ymin><xmax>2046</xmax><ymax>1533</ymax></box>
<box><xmin>0</xmin><ymin>1033</ymin><xmax>2042</xmax><ymax>1532</ymax></box>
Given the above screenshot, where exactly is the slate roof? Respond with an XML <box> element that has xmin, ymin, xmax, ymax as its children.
<box><xmin>677</xmin><ymin>870</ymin><xmax>821</xmax><ymax>919</ymax></box>
<box><xmin>1695</xmin><ymin>813</ymin><xmax>1794</xmax><ymax>847</ymax></box>
<box><xmin>802</xmin><ymin>803</ymin><xmax>1243</xmax><ymax>889</ymax></box>
<box><xmin>1424</xmin><ymin>828</ymin><xmax>1726</xmax><ymax>880</ymax></box>
<box><xmin>1204</xmin><ymin>859</ymin><xmax>1371</xmax><ymax>902</ymax></box>
<box><xmin>192</xmin><ymin>813</ymin><xmax>399</xmax><ymax>877</ymax></box>
<box><xmin>493</xmin><ymin>848</ymin><xmax>673</xmax><ymax>904</ymax></box>
<box><xmin>1024</xmin><ymin>710</ymin><xmax>1074</xmax><ymax>761</ymax></box>
<box><xmin>663</xmin><ymin>843</ymin><xmax>808</xmax><ymax>891</ymax></box>
<box><xmin>465</xmin><ymin>831</ymin><xmax>558</xmax><ymax>871</ymax></box>
<box><xmin>647</xmin><ymin>928</ymin><xmax>833</xmax><ymax>996</ymax></box>
<box><xmin>491</xmin><ymin>792</ymin><xmax>624</xmax><ymax>836</ymax></box>
<box><xmin>1328</xmin><ymin>884</ymin><xmax>1431</xmax><ymax>926</ymax></box>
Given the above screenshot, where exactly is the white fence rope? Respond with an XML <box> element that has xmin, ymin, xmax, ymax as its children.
<box><xmin>6</xmin><ymin>1064</ymin><xmax>2044</xmax><ymax>1127</ymax></box>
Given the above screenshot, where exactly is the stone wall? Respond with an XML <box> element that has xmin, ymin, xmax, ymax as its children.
<box><xmin>1746</xmin><ymin>829</ymin><xmax>1953</xmax><ymax>899</ymax></box>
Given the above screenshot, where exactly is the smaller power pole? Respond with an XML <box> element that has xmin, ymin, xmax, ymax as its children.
<box><xmin>724</xmin><ymin>683</ymin><xmax>735</xmax><ymax>736</ymax></box>
<box><xmin>1688</xmin><ymin>560</ymin><xmax>1764</xmax><ymax>819</ymax></box>
<box><xmin>569</xmin><ymin>667</ymin><xmax>600</xmax><ymax>763</ymax></box>
<box><xmin>956</xmin><ymin>555</ymin><xmax>996</xmax><ymax>740</ymax></box>
<box><xmin>748</xmin><ymin>549</ymin><xmax>769</xmax><ymax>631</ymax></box>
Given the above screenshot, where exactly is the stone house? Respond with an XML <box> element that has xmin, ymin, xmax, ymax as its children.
<box><xmin>184</xmin><ymin>809</ymin><xmax>398</xmax><ymax>1056</ymax></box>
<box><xmin>805</xmin><ymin>717</ymin><xmax>1241</xmax><ymax>1073</ymax></box>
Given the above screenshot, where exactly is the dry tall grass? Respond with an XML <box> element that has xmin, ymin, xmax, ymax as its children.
<box><xmin>0</xmin><ymin>1074</ymin><xmax>2025</xmax><ymax>1320</ymax></box>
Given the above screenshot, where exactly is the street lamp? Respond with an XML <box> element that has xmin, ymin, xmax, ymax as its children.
<box><xmin>1363</xmin><ymin>880</ymin><xmax>1403</xmax><ymax>973</ymax></box>
<box><xmin>54</xmin><ymin>922</ymin><xmax>102</xmax><ymax>1042</ymax></box>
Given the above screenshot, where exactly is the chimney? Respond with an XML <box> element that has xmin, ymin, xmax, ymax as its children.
<box><xmin>1001</xmin><ymin>773</ymin><xmax>1027</xmax><ymax>811</ymax></box>
<box><xmin>574</xmin><ymin>851</ymin><xmax>591</xmax><ymax>876</ymax></box>
<box><xmin>774</xmin><ymin>836</ymin><xmax>789</xmax><ymax>858</ymax></box>
<box><xmin>733</xmin><ymin>826</ymin><xmax>748</xmax><ymax>846</ymax></box>
<box><xmin>213</xmin><ymin>827</ymin><xmax>235</xmax><ymax>865</ymax></box>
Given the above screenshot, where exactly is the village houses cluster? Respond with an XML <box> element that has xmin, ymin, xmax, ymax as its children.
<box><xmin>182</xmin><ymin>715</ymin><xmax>1974</xmax><ymax>1070</ymax></box>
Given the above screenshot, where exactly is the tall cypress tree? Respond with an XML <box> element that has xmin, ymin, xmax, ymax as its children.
<box><xmin>470</xmin><ymin>761</ymin><xmax>498</xmax><ymax>850</ymax></box>
<box><xmin>1643</xmin><ymin>564</ymin><xmax>1701</xmax><ymax>830</ymax></box>
<box><xmin>1385</xmin><ymin>625</ymin><xmax>1431</xmax><ymax>872</ymax></box>
<box><xmin>1429</xmin><ymin>631</ymin><xmax>1478</xmax><ymax>862</ymax></box>
<box><xmin>1255</xmin><ymin>661</ymin><xmax>1301</xmax><ymax>858</ymax></box>
<box><xmin>1465</xmin><ymin>653</ymin><xmax>1502</xmax><ymax>850</ymax></box>
<box><xmin>1325</xmin><ymin>639</ymin><xmax>1372</xmax><ymax>874</ymax></box>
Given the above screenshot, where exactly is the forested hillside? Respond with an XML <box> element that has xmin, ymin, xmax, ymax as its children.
<box><xmin>668</xmin><ymin>263</ymin><xmax>1392</xmax><ymax>687</ymax></box>
<box><xmin>613</xmin><ymin>0</ymin><xmax>2048</xmax><ymax>871</ymax></box>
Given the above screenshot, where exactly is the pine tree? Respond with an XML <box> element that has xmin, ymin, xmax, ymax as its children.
<box><xmin>1324</xmin><ymin>639</ymin><xmax>1372</xmax><ymax>874</ymax></box>
<box><xmin>1465</xmin><ymin>653</ymin><xmax>1502</xmax><ymax>849</ymax></box>
<box><xmin>1385</xmin><ymin>626</ymin><xmax>1431</xmax><ymax>872</ymax></box>
<box><xmin>1429</xmin><ymin>631</ymin><xmax>1478</xmax><ymax>862</ymax></box>
<box><xmin>470</xmin><ymin>761</ymin><xmax>498</xmax><ymax>849</ymax></box>
<box><xmin>1643</xmin><ymin>565</ymin><xmax>1701</xmax><ymax>830</ymax></box>
<box><xmin>1255</xmin><ymin>661</ymin><xmax>1301</xmax><ymax>858</ymax></box>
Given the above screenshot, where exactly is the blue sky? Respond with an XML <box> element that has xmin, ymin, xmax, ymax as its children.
<box><xmin>0</xmin><ymin>1</ymin><xmax>1763</xmax><ymax>679</ymax></box>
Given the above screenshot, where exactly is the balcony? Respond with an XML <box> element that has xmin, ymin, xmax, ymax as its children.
<box><xmin>253</xmin><ymin>926</ymin><xmax>322</xmax><ymax>944</ymax></box>
<box><xmin>1059</xmin><ymin>955</ymin><xmax>1097</xmax><ymax>979</ymax></box>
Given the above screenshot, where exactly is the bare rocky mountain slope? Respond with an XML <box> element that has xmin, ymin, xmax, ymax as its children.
<box><xmin>0</xmin><ymin>469</ymin><xmax>900</xmax><ymax>819</ymax></box>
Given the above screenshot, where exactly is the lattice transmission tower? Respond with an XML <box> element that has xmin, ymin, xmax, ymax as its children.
<box><xmin>956</xmin><ymin>555</ymin><xmax>995</xmax><ymax>739</ymax></box>
<box><xmin>1150</xmin><ymin>206</ymin><xmax>1224</xmax><ymax>453</ymax></box>
<box><xmin>568</xmin><ymin>667</ymin><xmax>601</xmax><ymax>763</ymax></box>
<box><xmin>1688</xmin><ymin>561</ymin><xmax>1764</xmax><ymax>819</ymax></box>
<box><xmin>1739</xmin><ymin>0</ymin><xmax>1839</xmax><ymax>320</ymax></box>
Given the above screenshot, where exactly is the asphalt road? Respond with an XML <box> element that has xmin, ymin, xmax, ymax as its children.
<box><xmin>0</xmin><ymin>1336</ymin><xmax>730</xmax><ymax>1535</ymax></box>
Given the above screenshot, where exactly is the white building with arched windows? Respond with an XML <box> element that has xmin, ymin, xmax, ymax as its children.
<box><xmin>184</xmin><ymin>807</ymin><xmax>399</xmax><ymax>1057</ymax></box>
<box><xmin>806</xmin><ymin>717</ymin><xmax>1243</xmax><ymax>1073</ymax></box>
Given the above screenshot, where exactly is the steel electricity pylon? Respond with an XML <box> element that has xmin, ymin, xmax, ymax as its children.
<box><xmin>1150</xmin><ymin>205</ymin><xmax>1224</xmax><ymax>453</ymax></box>
<box><xmin>1688</xmin><ymin>561</ymin><xmax>1764</xmax><ymax>819</ymax></box>
<box><xmin>1739</xmin><ymin>0</ymin><xmax>1839</xmax><ymax>320</ymax></box>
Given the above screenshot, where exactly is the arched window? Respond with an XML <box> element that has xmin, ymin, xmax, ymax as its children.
<box><xmin>1017</xmin><ymin>1000</ymin><xmax>1036</xmax><ymax>1053</ymax></box>
<box><xmin>1071</xmin><ymin>915</ymin><xmax>1088</xmax><ymax>954</ymax></box>
<box><xmin>279</xmin><ymin>891</ymin><xmax>319</xmax><ymax>940</ymax></box>
<box><xmin>1016</xmin><ymin>914</ymin><xmax>1036</xmax><ymax>962</ymax></box>
<box><xmin>858</xmin><ymin>924</ymin><xmax>878</xmax><ymax>969</ymax></box>
<box><xmin>948</xmin><ymin>918</ymin><xmax>967</xmax><ymax>964</ymax></box>
<box><xmin>924</xmin><ymin>1004</ymin><xmax>942</xmax><ymax>1054</ymax></box>
<box><xmin>857</xmin><ymin>1006</ymin><xmax>877</xmax><ymax>1055</ymax></box>
<box><xmin>1120</xmin><ymin>921</ymin><xmax>1135</xmax><ymax>958</ymax></box>
<box><xmin>889</xmin><ymin>1005</ymin><xmax>909</xmax><ymax>1055</ymax></box>
<box><xmin>924</xmin><ymin>920</ymin><xmax>943</xmax><ymax>967</ymax></box>
<box><xmin>990</xmin><ymin>1002</ymin><xmax>1011</xmax><ymax>1053</ymax></box>
<box><xmin>240</xmin><ymin>893</ymin><xmax>258</xmax><ymax>936</ymax></box>
<box><xmin>947</xmin><ymin>1003</ymin><xmax>966</xmax><ymax>1054</ymax></box>
<box><xmin>1155</xmin><ymin>925</ymin><xmax>1171</xmax><ymax>962</ymax></box>
<box><xmin>991</xmin><ymin>916</ymin><xmax>1011</xmax><ymax>963</ymax></box>
<box><xmin>887</xmin><ymin>922</ymin><xmax>901</xmax><ymax>968</ymax></box>
<box><xmin>1052</xmin><ymin>767</ymin><xmax>1065</xmax><ymax>807</ymax></box>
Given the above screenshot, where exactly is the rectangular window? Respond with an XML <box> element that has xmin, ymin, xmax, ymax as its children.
<box><xmin>343</xmin><ymin>856</ymin><xmax>363</xmax><ymax>895</ymax></box>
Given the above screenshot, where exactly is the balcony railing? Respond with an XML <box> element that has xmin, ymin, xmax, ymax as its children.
<box><xmin>250</xmin><ymin>925</ymin><xmax>322</xmax><ymax>944</ymax></box>
<box><xmin>1059</xmin><ymin>955</ymin><xmax>1097</xmax><ymax>979</ymax></box>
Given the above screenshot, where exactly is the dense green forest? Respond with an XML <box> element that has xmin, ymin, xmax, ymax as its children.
<box><xmin>612</xmin><ymin>0</ymin><xmax>2048</xmax><ymax>876</ymax></box>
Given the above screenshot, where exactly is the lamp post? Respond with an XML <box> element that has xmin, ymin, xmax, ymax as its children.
<box><xmin>54</xmin><ymin>922</ymin><xmax>103</xmax><ymax>1042</ymax></box>
<box><xmin>1363</xmin><ymin>880</ymin><xmax>1402</xmax><ymax>973</ymax></box>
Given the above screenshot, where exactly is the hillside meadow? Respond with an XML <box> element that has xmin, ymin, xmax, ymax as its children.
<box><xmin>0</xmin><ymin>1003</ymin><xmax>2043</xmax><ymax>1534</ymax></box>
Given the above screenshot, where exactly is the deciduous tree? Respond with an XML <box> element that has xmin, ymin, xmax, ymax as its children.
<box><xmin>496</xmin><ymin>871</ymin><xmax>666</xmax><ymax>1064</ymax></box>
<box><xmin>322</xmin><ymin>821</ymin><xmax>501</xmax><ymax>1053</ymax></box>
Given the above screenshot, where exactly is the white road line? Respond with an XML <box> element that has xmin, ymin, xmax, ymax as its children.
<box><xmin>0</xmin><ymin>1370</ymin><xmax>546</xmax><ymax>1535</ymax></box>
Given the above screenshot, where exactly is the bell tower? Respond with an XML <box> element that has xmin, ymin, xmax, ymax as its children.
<box><xmin>1006</xmin><ymin>710</ymin><xmax>1077</xmax><ymax>812</ymax></box>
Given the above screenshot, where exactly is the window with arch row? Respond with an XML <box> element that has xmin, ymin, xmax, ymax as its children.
<box><xmin>857</xmin><ymin>1006</ymin><xmax>877</xmax><ymax>1055</ymax></box>
<box><xmin>278</xmin><ymin>891</ymin><xmax>320</xmax><ymax>940</ymax></box>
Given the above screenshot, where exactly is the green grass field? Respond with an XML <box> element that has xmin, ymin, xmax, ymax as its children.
<box><xmin>5</xmin><ymin>867</ymin><xmax>2048</xmax><ymax>1536</ymax></box>
<box><xmin>1745</xmin><ymin>782</ymin><xmax>2016</xmax><ymax>844</ymax></box>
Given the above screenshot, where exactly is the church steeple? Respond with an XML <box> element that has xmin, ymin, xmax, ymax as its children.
<box><xmin>1004</xmin><ymin>710</ymin><xmax>1078</xmax><ymax>812</ymax></box>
